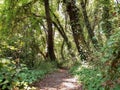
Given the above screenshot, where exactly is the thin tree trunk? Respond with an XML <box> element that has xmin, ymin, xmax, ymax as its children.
<box><xmin>44</xmin><ymin>0</ymin><xmax>56</xmax><ymax>61</ymax></box>
<box><xmin>102</xmin><ymin>0</ymin><xmax>112</xmax><ymax>39</ymax></box>
<box><xmin>80</xmin><ymin>0</ymin><xmax>99</xmax><ymax>49</ymax></box>
<box><xmin>52</xmin><ymin>21</ymin><xmax>71</xmax><ymax>49</ymax></box>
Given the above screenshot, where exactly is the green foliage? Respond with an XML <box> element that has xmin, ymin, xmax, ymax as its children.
<box><xmin>70</xmin><ymin>63</ymin><xmax>106</xmax><ymax>90</ymax></box>
<box><xmin>18</xmin><ymin>61</ymin><xmax>57</xmax><ymax>88</ymax></box>
<box><xmin>100</xmin><ymin>28</ymin><xmax>120</xmax><ymax>89</ymax></box>
<box><xmin>19</xmin><ymin>70</ymin><xmax>46</xmax><ymax>84</ymax></box>
<box><xmin>0</xmin><ymin>0</ymin><xmax>120</xmax><ymax>89</ymax></box>
<box><xmin>0</xmin><ymin>58</ymin><xmax>24</xmax><ymax>89</ymax></box>
<box><xmin>0</xmin><ymin>58</ymin><xmax>57</xmax><ymax>89</ymax></box>
<box><xmin>102</xmin><ymin>28</ymin><xmax>120</xmax><ymax>63</ymax></box>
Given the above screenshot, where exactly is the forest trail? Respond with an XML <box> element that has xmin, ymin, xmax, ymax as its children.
<box><xmin>33</xmin><ymin>69</ymin><xmax>82</xmax><ymax>90</ymax></box>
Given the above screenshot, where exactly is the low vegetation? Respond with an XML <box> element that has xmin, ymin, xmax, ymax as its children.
<box><xmin>0</xmin><ymin>58</ymin><xmax>57</xmax><ymax>89</ymax></box>
<box><xmin>0</xmin><ymin>0</ymin><xmax>120</xmax><ymax>90</ymax></box>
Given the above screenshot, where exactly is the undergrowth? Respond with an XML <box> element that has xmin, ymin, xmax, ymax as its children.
<box><xmin>70</xmin><ymin>28</ymin><xmax>120</xmax><ymax>90</ymax></box>
<box><xmin>70</xmin><ymin>63</ymin><xmax>106</xmax><ymax>90</ymax></box>
<box><xmin>0</xmin><ymin>58</ymin><xmax>57</xmax><ymax>90</ymax></box>
<box><xmin>70</xmin><ymin>62</ymin><xmax>120</xmax><ymax>90</ymax></box>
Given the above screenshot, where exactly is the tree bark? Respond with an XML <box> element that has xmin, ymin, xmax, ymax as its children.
<box><xmin>80</xmin><ymin>0</ymin><xmax>99</xmax><ymax>49</ymax></box>
<box><xmin>102</xmin><ymin>0</ymin><xmax>112</xmax><ymax>39</ymax></box>
<box><xmin>52</xmin><ymin>21</ymin><xmax>71</xmax><ymax>49</ymax></box>
<box><xmin>63</xmin><ymin>0</ymin><xmax>88</xmax><ymax>61</ymax></box>
<box><xmin>44</xmin><ymin>0</ymin><xmax>56</xmax><ymax>61</ymax></box>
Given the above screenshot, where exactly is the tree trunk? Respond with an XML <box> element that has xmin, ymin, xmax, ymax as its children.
<box><xmin>63</xmin><ymin>0</ymin><xmax>88</xmax><ymax>61</ymax></box>
<box><xmin>80</xmin><ymin>0</ymin><xmax>99</xmax><ymax>49</ymax></box>
<box><xmin>51</xmin><ymin>11</ymin><xmax>76</xmax><ymax>59</ymax></box>
<box><xmin>44</xmin><ymin>0</ymin><xmax>56</xmax><ymax>61</ymax></box>
<box><xmin>102</xmin><ymin>0</ymin><xmax>112</xmax><ymax>39</ymax></box>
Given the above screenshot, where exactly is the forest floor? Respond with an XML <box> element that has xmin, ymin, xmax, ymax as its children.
<box><xmin>33</xmin><ymin>69</ymin><xmax>82</xmax><ymax>90</ymax></box>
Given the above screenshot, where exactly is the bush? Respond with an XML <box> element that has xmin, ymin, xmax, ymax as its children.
<box><xmin>0</xmin><ymin>58</ymin><xmax>22</xmax><ymax>89</ymax></box>
<box><xmin>0</xmin><ymin>58</ymin><xmax>57</xmax><ymax>90</ymax></box>
<box><xmin>69</xmin><ymin>63</ymin><xmax>106</xmax><ymax>90</ymax></box>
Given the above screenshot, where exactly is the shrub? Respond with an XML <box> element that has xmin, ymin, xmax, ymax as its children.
<box><xmin>0</xmin><ymin>58</ymin><xmax>57</xmax><ymax>90</ymax></box>
<box><xmin>69</xmin><ymin>63</ymin><xmax>106</xmax><ymax>90</ymax></box>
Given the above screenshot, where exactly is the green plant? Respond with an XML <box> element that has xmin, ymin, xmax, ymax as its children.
<box><xmin>0</xmin><ymin>58</ymin><xmax>57</xmax><ymax>90</ymax></box>
<box><xmin>70</xmin><ymin>63</ymin><xmax>106</xmax><ymax>90</ymax></box>
<box><xmin>0</xmin><ymin>58</ymin><xmax>22</xmax><ymax>89</ymax></box>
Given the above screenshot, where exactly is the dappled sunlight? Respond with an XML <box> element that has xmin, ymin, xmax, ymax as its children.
<box><xmin>76</xmin><ymin>62</ymin><xmax>93</xmax><ymax>73</ymax></box>
<box><xmin>33</xmin><ymin>69</ymin><xmax>82</xmax><ymax>90</ymax></box>
<box><xmin>0</xmin><ymin>0</ymin><xmax>4</xmax><ymax>4</ymax></box>
<box><xmin>61</xmin><ymin>82</ymin><xmax>77</xmax><ymax>89</ymax></box>
<box><xmin>60</xmin><ymin>77</ymin><xmax>80</xmax><ymax>89</ymax></box>
<box><xmin>0</xmin><ymin>0</ymin><xmax>119</xmax><ymax>89</ymax></box>
<box><xmin>63</xmin><ymin>77</ymin><xmax>78</xmax><ymax>83</ymax></box>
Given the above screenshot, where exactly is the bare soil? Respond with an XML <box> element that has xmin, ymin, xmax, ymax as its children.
<box><xmin>33</xmin><ymin>69</ymin><xmax>82</xmax><ymax>90</ymax></box>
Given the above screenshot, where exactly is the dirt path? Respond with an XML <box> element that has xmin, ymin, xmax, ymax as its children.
<box><xmin>33</xmin><ymin>69</ymin><xmax>82</xmax><ymax>90</ymax></box>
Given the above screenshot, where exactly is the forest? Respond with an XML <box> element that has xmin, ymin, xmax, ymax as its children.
<box><xmin>0</xmin><ymin>0</ymin><xmax>120</xmax><ymax>90</ymax></box>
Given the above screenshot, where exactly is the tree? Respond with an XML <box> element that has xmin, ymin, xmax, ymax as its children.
<box><xmin>80</xmin><ymin>0</ymin><xmax>99</xmax><ymax>49</ymax></box>
<box><xmin>63</xmin><ymin>0</ymin><xmax>88</xmax><ymax>61</ymax></box>
<box><xmin>44</xmin><ymin>0</ymin><xmax>56</xmax><ymax>61</ymax></box>
<box><xmin>102</xmin><ymin>0</ymin><xmax>112</xmax><ymax>38</ymax></box>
